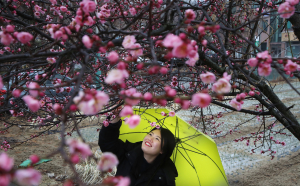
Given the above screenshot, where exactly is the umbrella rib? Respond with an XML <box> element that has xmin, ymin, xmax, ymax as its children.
<box><xmin>177</xmin><ymin>147</ymin><xmax>202</xmax><ymax>186</ymax></box>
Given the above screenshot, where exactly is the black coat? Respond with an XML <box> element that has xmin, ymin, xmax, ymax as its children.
<box><xmin>98</xmin><ymin>119</ymin><xmax>178</xmax><ymax>186</ymax></box>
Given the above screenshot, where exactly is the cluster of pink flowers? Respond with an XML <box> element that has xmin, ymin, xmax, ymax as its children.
<box><xmin>212</xmin><ymin>72</ymin><xmax>231</xmax><ymax>94</ymax></box>
<box><xmin>67</xmin><ymin>139</ymin><xmax>92</xmax><ymax>164</ymax></box>
<box><xmin>280</xmin><ymin>59</ymin><xmax>299</xmax><ymax>76</ymax></box>
<box><xmin>97</xmin><ymin>4</ymin><xmax>111</xmax><ymax>24</ymax></box>
<box><xmin>0</xmin><ymin>25</ymin><xmax>33</xmax><ymax>46</ymax></box>
<box><xmin>34</xmin><ymin>5</ymin><xmax>45</xmax><ymax>18</ymax></box>
<box><xmin>162</xmin><ymin>33</ymin><xmax>199</xmax><ymax>66</ymax></box>
<box><xmin>1</xmin><ymin>140</ymin><xmax>10</xmax><ymax>151</ymax></box>
<box><xmin>73</xmin><ymin>89</ymin><xmax>109</xmax><ymax>115</ymax></box>
<box><xmin>122</xmin><ymin>35</ymin><xmax>143</xmax><ymax>58</ymax></box>
<box><xmin>97</xmin><ymin>152</ymin><xmax>119</xmax><ymax>172</ymax></box>
<box><xmin>184</xmin><ymin>9</ymin><xmax>196</xmax><ymax>23</ymax></box>
<box><xmin>149</xmin><ymin>122</ymin><xmax>160</xmax><ymax>129</ymax></box>
<box><xmin>278</xmin><ymin>0</ymin><xmax>299</xmax><ymax>18</ymax></box>
<box><xmin>47</xmin><ymin>24</ymin><xmax>72</xmax><ymax>41</ymax></box>
<box><xmin>229</xmin><ymin>92</ymin><xmax>247</xmax><ymax>111</ymax></box>
<box><xmin>121</xmin><ymin>88</ymin><xmax>142</xmax><ymax>106</ymax></box>
<box><xmin>0</xmin><ymin>153</ymin><xmax>41</xmax><ymax>186</ymax></box>
<box><xmin>170</xmin><ymin>76</ymin><xmax>178</xmax><ymax>87</ymax></box>
<box><xmin>247</xmin><ymin>51</ymin><xmax>273</xmax><ymax>76</ymax></box>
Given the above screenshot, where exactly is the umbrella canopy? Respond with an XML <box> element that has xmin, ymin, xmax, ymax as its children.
<box><xmin>119</xmin><ymin>108</ymin><xmax>228</xmax><ymax>186</ymax></box>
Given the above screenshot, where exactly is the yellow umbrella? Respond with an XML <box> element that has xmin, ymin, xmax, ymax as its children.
<box><xmin>119</xmin><ymin>108</ymin><xmax>229</xmax><ymax>186</ymax></box>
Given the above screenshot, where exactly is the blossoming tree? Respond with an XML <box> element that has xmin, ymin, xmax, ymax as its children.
<box><xmin>0</xmin><ymin>0</ymin><xmax>300</xmax><ymax>185</ymax></box>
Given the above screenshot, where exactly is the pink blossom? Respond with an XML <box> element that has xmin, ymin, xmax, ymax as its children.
<box><xmin>103</xmin><ymin>120</ymin><xmax>109</xmax><ymax>127</ymax></box>
<box><xmin>129</xmin><ymin>43</ymin><xmax>143</xmax><ymax>57</ymax></box>
<box><xmin>0</xmin><ymin>76</ymin><xmax>3</xmax><ymax>90</ymax></box>
<box><xmin>47</xmin><ymin>57</ymin><xmax>56</xmax><ymax>64</ymax></box>
<box><xmin>172</xmin><ymin>43</ymin><xmax>189</xmax><ymax>58</ymax></box>
<box><xmin>50</xmin><ymin>0</ymin><xmax>57</xmax><ymax>4</ymax></box>
<box><xmin>0</xmin><ymin>32</ymin><xmax>13</xmax><ymax>46</ymax></box>
<box><xmin>6</xmin><ymin>25</ymin><xmax>14</xmax><ymax>33</ymax></box>
<box><xmin>185</xmin><ymin>9</ymin><xmax>196</xmax><ymax>23</ymax></box>
<box><xmin>80</xmin><ymin>0</ymin><xmax>96</xmax><ymax>14</ymax></box>
<box><xmin>12</xmin><ymin>89</ymin><xmax>22</xmax><ymax>97</ymax></box>
<box><xmin>161</xmin><ymin>111</ymin><xmax>166</xmax><ymax>116</ymax></box>
<box><xmin>84</xmin><ymin>16</ymin><xmax>95</xmax><ymax>26</ymax></box>
<box><xmin>82</xmin><ymin>35</ymin><xmax>93</xmax><ymax>49</ymax></box>
<box><xmin>212</xmin><ymin>78</ymin><xmax>231</xmax><ymax>94</ymax></box>
<box><xmin>181</xmin><ymin>100</ymin><xmax>190</xmax><ymax>109</ymax></box>
<box><xmin>186</xmin><ymin>52</ymin><xmax>199</xmax><ymax>66</ymax></box>
<box><xmin>222</xmin><ymin>72</ymin><xmax>231</xmax><ymax>81</ymax></box>
<box><xmin>73</xmin><ymin>90</ymin><xmax>109</xmax><ymax>115</ymax></box>
<box><xmin>200</xmin><ymin>72</ymin><xmax>216</xmax><ymax>84</ymax></box>
<box><xmin>150</xmin><ymin>122</ymin><xmax>156</xmax><ymax>127</ymax></box>
<box><xmin>67</xmin><ymin>139</ymin><xmax>92</xmax><ymax>159</ymax></box>
<box><xmin>229</xmin><ymin>98</ymin><xmax>242</xmax><ymax>111</ymax></box>
<box><xmin>125</xmin><ymin>89</ymin><xmax>142</xmax><ymax>106</ymax></box>
<box><xmin>15</xmin><ymin>168</ymin><xmax>41</xmax><ymax>186</ymax></box>
<box><xmin>249</xmin><ymin>91</ymin><xmax>255</xmax><ymax>96</ymax></box>
<box><xmin>169</xmin><ymin>111</ymin><xmax>175</xmax><ymax>117</ymax></box>
<box><xmin>60</xmin><ymin>6</ymin><xmax>68</xmax><ymax>12</ymax></box>
<box><xmin>162</xmin><ymin>34</ymin><xmax>183</xmax><ymax>48</ymax></box>
<box><xmin>143</xmin><ymin>92</ymin><xmax>152</xmax><ymax>101</ymax></box>
<box><xmin>198</xmin><ymin>26</ymin><xmax>205</xmax><ymax>36</ymax></box>
<box><xmin>97</xmin><ymin>152</ymin><xmax>119</xmax><ymax>172</ymax></box>
<box><xmin>29</xmin><ymin>155</ymin><xmax>39</xmax><ymax>165</ymax></box>
<box><xmin>107</xmin><ymin>51</ymin><xmax>119</xmax><ymax>63</ymax></box>
<box><xmin>28</xmin><ymin>82</ymin><xmax>40</xmax><ymax>97</ymax></box>
<box><xmin>258</xmin><ymin>63</ymin><xmax>272</xmax><ymax>77</ymax></box>
<box><xmin>284</xmin><ymin>60</ymin><xmax>298</xmax><ymax>72</ymax></box>
<box><xmin>17</xmin><ymin>32</ymin><xmax>33</xmax><ymax>44</ymax></box>
<box><xmin>125</xmin><ymin>115</ymin><xmax>141</xmax><ymax>128</ymax></box>
<box><xmin>0</xmin><ymin>175</ymin><xmax>11</xmax><ymax>186</ymax></box>
<box><xmin>119</xmin><ymin>106</ymin><xmax>133</xmax><ymax>117</ymax></box>
<box><xmin>122</xmin><ymin>35</ymin><xmax>136</xmax><ymax>49</ymax></box>
<box><xmin>247</xmin><ymin>58</ymin><xmax>258</xmax><ymax>67</ymax></box>
<box><xmin>117</xmin><ymin>176</ymin><xmax>131</xmax><ymax>186</ymax></box>
<box><xmin>201</xmin><ymin>39</ymin><xmax>207</xmax><ymax>47</ymax></box>
<box><xmin>105</xmin><ymin>69</ymin><xmax>129</xmax><ymax>84</ymax></box>
<box><xmin>0</xmin><ymin>153</ymin><xmax>14</xmax><ymax>172</ymax></box>
<box><xmin>278</xmin><ymin>2</ymin><xmax>295</xmax><ymax>18</ymax></box>
<box><xmin>22</xmin><ymin>95</ymin><xmax>40</xmax><ymax>112</ymax></box>
<box><xmin>129</xmin><ymin>8</ymin><xmax>137</xmax><ymax>16</ymax></box>
<box><xmin>256</xmin><ymin>51</ymin><xmax>272</xmax><ymax>63</ymax></box>
<box><xmin>103</xmin><ymin>176</ymin><xmax>130</xmax><ymax>186</ymax></box>
<box><xmin>191</xmin><ymin>93</ymin><xmax>212</xmax><ymax>108</ymax></box>
<box><xmin>286</xmin><ymin>0</ymin><xmax>299</xmax><ymax>6</ymax></box>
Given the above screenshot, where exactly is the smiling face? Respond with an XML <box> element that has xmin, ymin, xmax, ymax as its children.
<box><xmin>141</xmin><ymin>129</ymin><xmax>162</xmax><ymax>158</ymax></box>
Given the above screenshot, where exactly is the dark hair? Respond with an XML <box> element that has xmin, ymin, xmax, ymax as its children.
<box><xmin>131</xmin><ymin>127</ymin><xmax>176</xmax><ymax>185</ymax></box>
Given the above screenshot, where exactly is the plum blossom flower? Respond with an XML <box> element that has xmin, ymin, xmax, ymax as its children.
<box><xmin>82</xmin><ymin>35</ymin><xmax>93</xmax><ymax>49</ymax></box>
<box><xmin>200</xmin><ymin>72</ymin><xmax>216</xmax><ymax>84</ymax></box>
<box><xmin>229</xmin><ymin>98</ymin><xmax>243</xmax><ymax>111</ymax></box>
<box><xmin>191</xmin><ymin>93</ymin><xmax>212</xmax><ymax>108</ymax></box>
<box><xmin>286</xmin><ymin>0</ymin><xmax>299</xmax><ymax>6</ymax></box>
<box><xmin>67</xmin><ymin>139</ymin><xmax>92</xmax><ymax>159</ymax></box>
<box><xmin>22</xmin><ymin>95</ymin><xmax>40</xmax><ymax>112</ymax></box>
<box><xmin>119</xmin><ymin>106</ymin><xmax>133</xmax><ymax>117</ymax></box>
<box><xmin>73</xmin><ymin>90</ymin><xmax>109</xmax><ymax>115</ymax></box>
<box><xmin>125</xmin><ymin>115</ymin><xmax>141</xmax><ymax>128</ymax></box>
<box><xmin>16</xmin><ymin>32</ymin><xmax>33</xmax><ymax>44</ymax></box>
<box><xmin>185</xmin><ymin>52</ymin><xmax>199</xmax><ymax>66</ymax></box>
<box><xmin>212</xmin><ymin>78</ymin><xmax>231</xmax><ymax>94</ymax></box>
<box><xmin>0</xmin><ymin>153</ymin><xmax>14</xmax><ymax>172</ymax></box>
<box><xmin>256</xmin><ymin>51</ymin><xmax>272</xmax><ymax>63</ymax></box>
<box><xmin>0</xmin><ymin>175</ymin><xmax>11</xmax><ymax>186</ymax></box>
<box><xmin>247</xmin><ymin>58</ymin><xmax>258</xmax><ymax>67</ymax></box>
<box><xmin>12</xmin><ymin>89</ymin><xmax>22</xmax><ymax>97</ymax></box>
<box><xmin>258</xmin><ymin>63</ymin><xmax>272</xmax><ymax>76</ymax></box>
<box><xmin>107</xmin><ymin>51</ymin><xmax>119</xmax><ymax>63</ymax></box>
<box><xmin>129</xmin><ymin>8</ymin><xmax>136</xmax><ymax>16</ymax></box>
<box><xmin>284</xmin><ymin>60</ymin><xmax>298</xmax><ymax>72</ymax></box>
<box><xmin>103</xmin><ymin>176</ymin><xmax>130</xmax><ymax>186</ymax></box>
<box><xmin>162</xmin><ymin>34</ymin><xmax>183</xmax><ymax>48</ymax></box>
<box><xmin>129</xmin><ymin>43</ymin><xmax>143</xmax><ymax>57</ymax></box>
<box><xmin>97</xmin><ymin>152</ymin><xmax>119</xmax><ymax>172</ymax></box>
<box><xmin>0</xmin><ymin>76</ymin><xmax>3</xmax><ymax>90</ymax></box>
<box><xmin>15</xmin><ymin>168</ymin><xmax>41</xmax><ymax>186</ymax></box>
<box><xmin>47</xmin><ymin>57</ymin><xmax>56</xmax><ymax>64</ymax></box>
<box><xmin>278</xmin><ymin>2</ymin><xmax>295</xmax><ymax>18</ymax></box>
<box><xmin>124</xmin><ymin>88</ymin><xmax>142</xmax><ymax>106</ymax></box>
<box><xmin>122</xmin><ymin>35</ymin><xmax>136</xmax><ymax>49</ymax></box>
<box><xmin>169</xmin><ymin>111</ymin><xmax>175</xmax><ymax>117</ymax></box>
<box><xmin>172</xmin><ymin>43</ymin><xmax>189</xmax><ymax>58</ymax></box>
<box><xmin>0</xmin><ymin>32</ymin><xmax>13</xmax><ymax>46</ymax></box>
<box><xmin>185</xmin><ymin>9</ymin><xmax>196</xmax><ymax>23</ymax></box>
<box><xmin>28</xmin><ymin>82</ymin><xmax>40</xmax><ymax>97</ymax></box>
<box><xmin>105</xmin><ymin>69</ymin><xmax>129</xmax><ymax>84</ymax></box>
<box><xmin>80</xmin><ymin>0</ymin><xmax>96</xmax><ymax>14</ymax></box>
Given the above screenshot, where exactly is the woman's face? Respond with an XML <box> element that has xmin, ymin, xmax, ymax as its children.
<box><xmin>141</xmin><ymin>129</ymin><xmax>162</xmax><ymax>157</ymax></box>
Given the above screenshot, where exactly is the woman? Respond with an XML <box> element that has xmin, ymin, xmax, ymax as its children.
<box><xmin>98</xmin><ymin>114</ymin><xmax>178</xmax><ymax>186</ymax></box>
